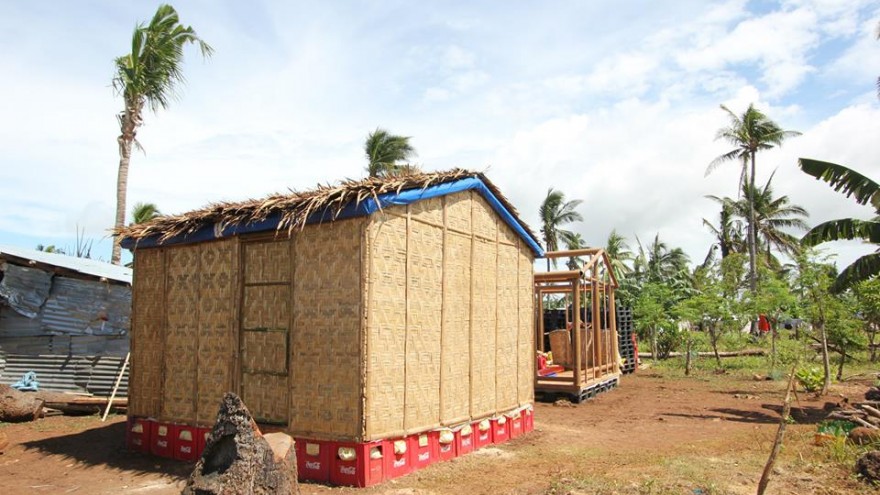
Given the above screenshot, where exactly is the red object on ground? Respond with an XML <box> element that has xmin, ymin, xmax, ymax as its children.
<box><xmin>758</xmin><ymin>314</ymin><xmax>771</xmax><ymax>333</ymax></box>
<box><xmin>384</xmin><ymin>438</ymin><xmax>413</xmax><ymax>479</ymax></box>
<box><xmin>473</xmin><ymin>420</ymin><xmax>492</xmax><ymax>449</ymax></box>
<box><xmin>523</xmin><ymin>407</ymin><xmax>534</xmax><ymax>433</ymax></box>
<box><xmin>329</xmin><ymin>441</ymin><xmax>385</xmax><ymax>487</ymax></box>
<box><xmin>509</xmin><ymin>412</ymin><xmax>523</xmax><ymax>439</ymax></box>
<box><xmin>409</xmin><ymin>431</ymin><xmax>438</xmax><ymax>469</ymax></box>
<box><xmin>174</xmin><ymin>424</ymin><xmax>199</xmax><ymax>461</ymax></box>
<box><xmin>491</xmin><ymin>417</ymin><xmax>509</xmax><ymax>444</ymax></box>
<box><xmin>455</xmin><ymin>425</ymin><xmax>474</xmax><ymax>456</ymax></box>
<box><xmin>296</xmin><ymin>439</ymin><xmax>331</xmax><ymax>483</ymax></box>
<box><xmin>537</xmin><ymin>365</ymin><xmax>564</xmax><ymax>377</ymax></box>
<box><xmin>126</xmin><ymin>417</ymin><xmax>152</xmax><ymax>453</ymax></box>
<box><xmin>150</xmin><ymin>422</ymin><xmax>174</xmax><ymax>458</ymax></box>
<box><xmin>437</xmin><ymin>429</ymin><xmax>457</xmax><ymax>461</ymax></box>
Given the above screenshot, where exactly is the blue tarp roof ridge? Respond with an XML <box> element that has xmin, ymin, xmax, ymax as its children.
<box><xmin>118</xmin><ymin>169</ymin><xmax>544</xmax><ymax>256</ymax></box>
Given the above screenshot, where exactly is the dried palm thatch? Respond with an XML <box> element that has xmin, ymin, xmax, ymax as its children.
<box><xmin>117</xmin><ymin>168</ymin><xmax>539</xmax><ymax>247</ymax></box>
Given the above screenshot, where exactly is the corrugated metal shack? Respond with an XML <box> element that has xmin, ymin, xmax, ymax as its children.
<box><xmin>0</xmin><ymin>245</ymin><xmax>132</xmax><ymax>396</ymax></box>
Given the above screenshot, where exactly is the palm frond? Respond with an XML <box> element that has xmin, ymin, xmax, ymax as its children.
<box><xmin>798</xmin><ymin>158</ymin><xmax>880</xmax><ymax>211</ymax></box>
<box><xmin>832</xmin><ymin>251</ymin><xmax>880</xmax><ymax>293</ymax></box>
<box><xmin>802</xmin><ymin>218</ymin><xmax>880</xmax><ymax>246</ymax></box>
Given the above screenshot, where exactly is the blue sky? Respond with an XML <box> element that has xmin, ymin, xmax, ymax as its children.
<box><xmin>1</xmin><ymin>0</ymin><xmax>878</xmax><ymax>268</ymax></box>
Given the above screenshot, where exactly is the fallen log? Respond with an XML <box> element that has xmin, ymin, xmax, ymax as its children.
<box><xmin>637</xmin><ymin>349</ymin><xmax>766</xmax><ymax>359</ymax></box>
<box><xmin>182</xmin><ymin>392</ymin><xmax>298</xmax><ymax>495</ymax></box>
<box><xmin>0</xmin><ymin>384</ymin><xmax>43</xmax><ymax>422</ymax></box>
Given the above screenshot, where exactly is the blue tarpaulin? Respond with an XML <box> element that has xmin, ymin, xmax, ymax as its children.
<box><xmin>121</xmin><ymin>176</ymin><xmax>544</xmax><ymax>256</ymax></box>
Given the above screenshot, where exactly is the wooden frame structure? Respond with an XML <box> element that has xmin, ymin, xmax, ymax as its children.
<box><xmin>534</xmin><ymin>248</ymin><xmax>620</xmax><ymax>400</ymax></box>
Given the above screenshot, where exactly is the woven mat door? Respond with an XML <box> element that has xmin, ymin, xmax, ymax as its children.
<box><xmin>240</xmin><ymin>240</ymin><xmax>291</xmax><ymax>424</ymax></box>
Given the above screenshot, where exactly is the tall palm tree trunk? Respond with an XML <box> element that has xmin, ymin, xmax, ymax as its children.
<box><xmin>112</xmin><ymin>103</ymin><xmax>141</xmax><ymax>265</ymax></box>
<box><xmin>747</xmin><ymin>152</ymin><xmax>759</xmax><ymax>332</ymax></box>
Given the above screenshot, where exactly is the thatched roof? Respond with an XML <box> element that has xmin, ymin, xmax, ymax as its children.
<box><xmin>117</xmin><ymin>169</ymin><xmax>541</xmax><ymax>250</ymax></box>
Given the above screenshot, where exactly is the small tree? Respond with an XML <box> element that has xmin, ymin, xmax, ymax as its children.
<box><xmin>749</xmin><ymin>267</ymin><xmax>796</xmax><ymax>374</ymax></box>
<box><xmin>633</xmin><ymin>281</ymin><xmax>674</xmax><ymax>361</ymax></box>
<box><xmin>794</xmin><ymin>250</ymin><xmax>837</xmax><ymax>395</ymax></box>
<box><xmin>853</xmin><ymin>278</ymin><xmax>880</xmax><ymax>362</ymax></box>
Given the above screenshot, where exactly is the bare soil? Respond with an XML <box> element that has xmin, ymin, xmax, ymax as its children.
<box><xmin>0</xmin><ymin>370</ymin><xmax>873</xmax><ymax>494</ymax></box>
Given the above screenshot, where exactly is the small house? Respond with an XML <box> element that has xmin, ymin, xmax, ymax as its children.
<box><xmin>118</xmin><ymin>170</ymin><xmax>542</xmax><ymax>481</ymax></box>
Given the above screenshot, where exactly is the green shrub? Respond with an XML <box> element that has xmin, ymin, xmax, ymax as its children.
<box><xmin>795</xmin><ymin>367</ymin><xmax>824</xmax><ymax>392</ymax></box>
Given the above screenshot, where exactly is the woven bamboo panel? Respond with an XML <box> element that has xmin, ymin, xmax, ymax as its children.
<box><xmin>241</xmin><ymin>372</ymin><xmax>288</xmax><ymax>423</ymax></box>
<box><xmin>404</xmin><ymin>216</ymin><xmax>443</xmax><ymax>430</ymax></box>
<box><xmin>243</xmin><ymin>239</ymin><xmax>290</xmax><ymax>284</ymax></box>
<box><xmin>498</xmin><ymin>219</ymin><xmax>519</xmax><ymax>246</ymax></box>
<box><xmin>291</xmin><ymin>219</ymin><xmax>363</xmax><ymax>438</ymax></box>
<box><xmin>242</xmin><ymin>285</ymin><xmax>290</xmax><ymax>330</ymax></box>
<box><xmin>471</xmin><ymin>235</ymin><xmax>497</xmax><ymax>417</ymax></box>
<box><xmin>162</xmin><ymin>245</ymin><xmax>199</xmax><ymax>423</ymax></box>
<box><xmin>196</xmin><ymin>239</ymin><xmax>237</xmax><ymax>425</ymax></box>
<box><xmin>517</xmin><ymin>243</ymin><xmax>535</xmax><ymax>404</ymax></box>
<box><xmin>445</xmin><ymin>191</ymin><xmax>472</xmax><ymax>234</ymax></box>
<box><xmin>364</xmin><ymin>211</ymin><xmax>407</xmax><ymax>437</ymax></box>
<box><xmin>471</xmin><ymin>194</ymin><xmax>497</xmax><ymax>241</ymax></box>
<box><xmin>242</xmin><ymin>330</ymin><xmax>287</xmax><ymax>374</ymax></box>
<box><xmin>495</xmin><ymin>242</ymin><xmax>518</xmax><ymax>411</ymax></box>
<box><xmin>409</xmin><ymin>196</ymin><xmax>443</xmax><ymax>226</ymax></box>
<box><xmin>129</xmin><ymin>248</ymin><xmax>165</xmax><ymax>417</ymax></box>
<box><xmin>440</xmin><ymin>230</ymin><xmax>471</xmax><ymax>423</ymax></box>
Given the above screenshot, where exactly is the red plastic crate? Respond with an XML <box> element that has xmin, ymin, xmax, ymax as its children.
<box><xmin>437</xmin><ymin>429</ymin><xmax>456</xmax><ymax>461</ymax></box>
<box><xmin>126</xmin><ymin>417</ymin><xmax>152</xmax><ymax>453</ymax></box>
<box><xmin>473</xmin><ymin>419</ymin><xmax>492</xmax><ymax>449</ymax></box>
<box><xmin>491</xmin><ymin>416</ymin><xmax>509</xmax><ymax>444</ymax></box>
<box><xmin>409</xmin><ymin>431</ymin><xmax>437</xmax><ymax>469</ymax></box>
<box><xmin>509</xmin><ymin>412</ymin><xmax>523</xmax><ymax>439</ymax></box>
<box><xmin>296</xmin><ymin>439</ymin><xmax>331</xmax><ymax>483</ymax></box>
<box><xmin>150</xmin><ymin>422</ymin><xmax>174</xmax><ymax>458</ymax></box>
<box><xmin>455</xmin><ymin>424</ymin><xmax>474</xmax><ymax>456</ymax></box>
<box><xmin>174</xmin><ymin>424</ymin><xmax>199</xmax><ymax>461</ymax></box>
<box><xmin>330</xmin><ymin>441</ymin><xmax>385</xmax><ymax>487</ymax></box>
<box><xmin>384</xmin><ymin>438</ymin><xmax>413</xmax><ymax>479</ymax></box>
<box><xmin>523</xmin><ymin>406</ymin><xmax>534</xmax><ymax>433</ymax></box>
<box><xmin>196</xmin><ymin>427</ymin><xmax>211</xmax><ymax>458</ymax></box>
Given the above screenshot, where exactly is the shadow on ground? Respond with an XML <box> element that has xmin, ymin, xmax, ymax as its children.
<box><xmin>21</xmin><ymin>420</ymin><xmax>191</xmax><ymax>479</ymax></box>
<box><xmin>664</xmin><ymin>404</ymin><xmax>826</xmax><ymax>425</ymax></box>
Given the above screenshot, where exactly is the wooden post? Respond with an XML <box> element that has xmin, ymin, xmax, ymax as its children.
<box><xmin>591</xmin><ymin>275</ymin><xmax>600</xmax><ymax>380</ymax></box>
<box><xmin>102</xmin><ymin>352</ymin><xmax>130</xmax><ymax>422</ymax></box>
<box><xmin>572</xmin><ymin>276</ymin><xmax>581</xmax><ymax>389</ymax></box>
<box><xmin>609</xmin><ymin>283</ymin><xmax>619</xmax><ymax>374</ymax></box>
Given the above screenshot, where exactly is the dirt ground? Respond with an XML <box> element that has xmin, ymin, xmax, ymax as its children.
<box><xmin>0</xmin><ymin>369</ymin><xmax>873</xmax><ymax>494</ymax></box>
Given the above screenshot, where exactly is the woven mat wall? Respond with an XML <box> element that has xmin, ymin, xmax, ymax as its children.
<box><xmin>470</xmin><ymin>219</ymin><xmax>497</xmax><ymax>418</ymax></box>
<box><xmin>129</xmin><ymin>248</ymin><xmax>165</xmax><ymax>417</ymax></box>
<box><xmin>518</xmin><ymin>243</ymin><xmax>535</xmax><ymax>404</ymax></box>
<box><xmin>196</xmin><ymin>239</ymin><xmax>238</xmax><ymax>424</ymax></box>
<box><xmin>162</xmin><ymin>245</ymin><xmax>200</xmax><ymax>423</ymax></box>
<box><xmin>365</xmin><ymin>210</ymin><xmax>408</xmax><ymax>436</ymax></box>
<box><xmin>404</xmin><ymin>206</ymin><xmax>443</xmax><ymax>430</ymax></box>
<box><xmin>291</xmin><ymin>219</ymin><xmax>363</xmax><ymax>438</ymax></box>
<box><xmin>440</xmin><ymin>229</ymin><xmax>471</xmax><ymax>424</ymax></box>
<box><xmin>495</xmin><ymin>240</ymin><xmax>519</xmax><ymax>411</ymax></box>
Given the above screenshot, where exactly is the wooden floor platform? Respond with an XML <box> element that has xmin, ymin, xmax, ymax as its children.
<box><xmin>535</xmin><ymin>373</ymin><xmax>620</xmax><ymax>404</ymax></box>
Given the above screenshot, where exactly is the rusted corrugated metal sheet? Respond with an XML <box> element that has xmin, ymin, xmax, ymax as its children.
<box><xmin>0</xmin><ymin>353</ymin><xmax>128</xmax><ymax>397</ymax></box>
<box><xmin>0</xmin><ymin>264</ymin><xmax>52</xmax><ymax>318</ymax></box>
<box><xmin>41</xmin><ymin>277</ymin><xmax>130</xmax><ymax>337</ymax></box>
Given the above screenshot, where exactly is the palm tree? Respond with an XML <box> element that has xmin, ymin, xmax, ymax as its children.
<box><xmin>703</xmin><ymin>201</ymin><xmax>745</xmax><ymax>259</ymax></box>
<box><xmin>799</xmin><ymin>158</ymin><xmax>880</xmax><ymax>292</ymax></box>
<box><xmin>539</xmin><ymin>188</ymin><xmax>583</xmax><ymax>270</ymax></box>
<box><xmin>364</xmin><ymin>128</ymin><xmax>418</xmax><ymax>178</ymax></box>
<box><xmin>706</xmin><ymin>104</ymin><xmax>801</xmax><ymax>295</ymax></box>
<box><xmin>111</xmin><ymin>4</ymin><xmax>212</xmax><ymax>265</ymax></box>
<box><xmin>131</xmin><ymin>202</ymin><xmax>162</xmax><ymax>224</ymax></box>
<box><xmin>708</xmin><ymin>172</ymin><xmax>809</xmax><ymax>267</ymax></box>
<box><xmin>605</xmin><ymin>229</ymin><xmax>633</xmax><ymax>281</ymax></box>
<box><xmin>565</xmin><ymin>233</ymin><xmax>586</xmax><ymax>271</ymax></box>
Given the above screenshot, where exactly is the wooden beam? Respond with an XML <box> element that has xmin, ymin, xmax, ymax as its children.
<box><xmin>543</xmin><ymin>248</ymin><xmax>601</xmax><ymax>259</ymax></box>
<box><xmin>573</xmin><ymin>276</ymin><xmax>581</xmax><ymax>388</ymax></box>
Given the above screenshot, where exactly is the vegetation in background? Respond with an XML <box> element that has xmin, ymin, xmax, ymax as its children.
<box><xmin>538</xmin><ymin>188</ymin><xmax>583</xmax><ymax>270</ymax></box>
<box><xmin>364</xmin><ymin>128</ymin><xmax>418</xmax><ymax>178</ymax></box>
